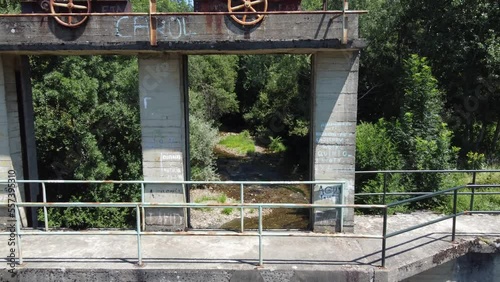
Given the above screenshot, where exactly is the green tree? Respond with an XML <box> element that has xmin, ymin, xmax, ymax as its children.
<box><xmin>31</xmin><ymin>55</ymin><xmax>142</xmax><ymax>228</ymax></box>
<box><xmin>236</xmin><ymin>54</ymin><xmax>311</xmax><ymax>173</ymax></box>
<box><xmin>392</xmin><ymin>55</ymin><xmax>458</xmax><ymax>202</ymax></box>
<box><xmin>132</xmin><ymin>0</ymin><xmax>191</xmax><ymax>12</ymax></box>
<box><xmin>187</xmin><ymin>55</ymin><xmax>241</xmax><ymax>181</ymax></box>
<box><xmin>188</xmin><ymin>55</ymin><xmax>239</xmax><ymax>122</ymax></box>
<box><xmin>355</xmin><ymin>0</ymin><xmax>500</xmax><ymax>164</ymax></box>
<box><xmin>241</xmin><ymin>55</ymin><xmax>311</xmax><ymax>141</ymax></box>
<box><xmin>0</xmin><ymin>0</ymin><xmax>20</xmax><ymax>13</ymax></box>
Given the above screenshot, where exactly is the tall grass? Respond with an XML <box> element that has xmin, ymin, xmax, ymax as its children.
<box><xmin>438</xmin><ymin>169</ymin><xmax>500</xmax><ymax>213</ymax></box>
<box><xmin>218</xmin><ymin>131</ymin><xmax>255</xmax><ymax>155</ymax></box>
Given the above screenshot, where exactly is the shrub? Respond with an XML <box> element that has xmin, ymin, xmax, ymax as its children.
<box><xmin>222</xmin><ymin>208</ymin><xmax>234</xmax><ymax>215</ymax></box>
<box><xmin>189</xmin><ymin>115</ymin><xmax>219</xmax><ymax>181</ymax></box>
<box><xmin>466</xmin><ymin>151</ymin><xmax>486</xmax><ymax>170</ymax></box>
<box><xmin>269</xmin><ymin>136</ymin><xmax>287</xmax><ymax>153</ymax></box>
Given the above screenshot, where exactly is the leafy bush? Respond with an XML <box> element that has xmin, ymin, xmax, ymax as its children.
<box><xmin>356</xmin><ymin>120</ymin><xmax>405</xmax><ymax>211</ymax></box>
<box><xmin>222</xmin><ymin>208</ymin><xmax>234</xmax><ymax>215</ymax></box>
<box><xmin>269</xmin><ymin>136</ymin><xmax>287</xmax><ymax>153</ymax></box>
<box><xmin>356</xmin><ymin>119</ymin><xmax>403</xmax><ymax>172</ymax></box>
<box><xmin>466</xmin><ymin>151</ymin><xmax>486</xmax><ymax>170</ymax></box>
<box><xmin>189</xmin><ymin>115</ymin><xmax>219</xmax><ymax>181</ymax></box>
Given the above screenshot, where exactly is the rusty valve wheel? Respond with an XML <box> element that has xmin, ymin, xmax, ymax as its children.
<box><xmin>50</xmin><ymin>0</ymin><xmax>91</xmax><ymax>28</ymax></box>
<box><xmin>228</xmin><ymin>0</ymin><xmax>268</xmax><ymax>26</ymax></box>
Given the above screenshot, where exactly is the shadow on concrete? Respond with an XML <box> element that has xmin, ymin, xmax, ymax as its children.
<box><xmin>354</xmin><ymin>233</ymin><xmax>451</xmax><ymax>265</ymax></box>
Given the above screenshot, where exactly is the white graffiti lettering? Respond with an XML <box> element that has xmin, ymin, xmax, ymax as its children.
<box><xmin>115</xmin><ymin>16</ymin><xmax>196</xmax><ymax>39</ymax></box>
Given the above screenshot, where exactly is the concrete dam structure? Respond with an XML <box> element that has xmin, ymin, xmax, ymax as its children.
<box><xmin>0</xmin><ymin>0</ymin><xmax>499</xmax><ymax>281</ymax></box>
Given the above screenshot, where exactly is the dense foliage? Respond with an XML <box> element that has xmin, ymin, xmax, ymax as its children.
<box><xmin>31</xmin><ymin>56</ymin><xmax>142</xmax><ymax>228</ymax></box>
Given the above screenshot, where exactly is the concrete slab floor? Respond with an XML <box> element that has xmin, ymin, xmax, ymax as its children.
<box><xmin>0</xmin><ymin>212</ymin><xmax>499</xmax><ymax>282</ymax></box>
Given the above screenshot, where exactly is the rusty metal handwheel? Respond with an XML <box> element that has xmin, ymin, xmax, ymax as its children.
<box><xmin>228</xmin><ymin>0</ymin><xmax>268</xmax><ymax>26</ymax></box>
<box><xmin>50</xmin><ymin>0</ymin><xmax>91</xmax><ymax>28</ymax></box>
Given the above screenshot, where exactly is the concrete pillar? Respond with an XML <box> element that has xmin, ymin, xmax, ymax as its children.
<box><xmin>19</xmin><ymin>56</ymin><xmax>40</xmax><ymax>227</ymax></box>
<box><xmin>311</xmin><ymin>51</ymin><xmax>359</xmax><ymax>233</ymax></box>
<box><xmin>139</xmin><ymin>54</ymin><xmax>188</xmax><ymax>231</ymax></box>
<box><xmin>0</xmin><ymin>55</ymin><xmax>28</xmax><ymax>228</ymax></box>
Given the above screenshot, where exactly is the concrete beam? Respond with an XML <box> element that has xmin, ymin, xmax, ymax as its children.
<box><xmin>0</xmin><ymin>14</ymin><xmax>363</xmax><ymax>54</ymax></box>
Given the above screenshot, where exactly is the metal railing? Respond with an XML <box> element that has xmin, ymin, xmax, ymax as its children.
<box><xmin>355</xmin><ymin>169</ymin><xmax>500</xmax><ymax>209</ymax></box>
<box><xmin>1</xmin><ymin>170</ymin><xmax>499</xmax><ymax>268</ymax></box>
<box><xmin>2</xmin><ymin>179</ymin><xmax>378</xmax><ymax>267</ymax></box>
<box><xmin>381</xmin><ymin>184</ymin><xmax>498</xmax><ymax>266</ymax></box>
<box><xmin>354</xmin><ymin>169</ymin><xmax>500</xmax><ymax>266</ymax></box>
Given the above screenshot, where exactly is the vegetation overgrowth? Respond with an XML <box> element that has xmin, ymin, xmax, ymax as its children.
<box><xmin>218</xmin><ymin>131</ymin><xmax>256</xmax><ymax>155</ymax></box>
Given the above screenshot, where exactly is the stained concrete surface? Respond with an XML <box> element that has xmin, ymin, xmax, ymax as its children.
<box><xmin>0</xmin><ymin>212</ymin><xmax>498</xmax><ymax>281</ymax></box>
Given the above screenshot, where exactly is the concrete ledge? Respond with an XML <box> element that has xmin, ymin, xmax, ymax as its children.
<box><xmin>0</xmin><ymin>14</ymin><xmax>364</xmax><ymax>54</ymax></box>
<box><xmin>0</xmin><ymin>213</ymin><xmax>498</xmax><ymax>281</ymax></box>
<box><xmin>0</xmin><ymin>268</ymin><xmax>392</xmax><ymax>282</ymax></box>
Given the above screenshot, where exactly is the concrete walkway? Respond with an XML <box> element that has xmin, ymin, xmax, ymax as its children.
<box><xmin>1</xmin><ymin>212</ymin><xmax>499</xmax><ymax>281</ymax></box>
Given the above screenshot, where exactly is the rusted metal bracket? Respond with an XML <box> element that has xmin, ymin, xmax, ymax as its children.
<box><xmin>149</xmin><ymin>0</ymin><xmax>157</xmax><ymax>46</ymax></box>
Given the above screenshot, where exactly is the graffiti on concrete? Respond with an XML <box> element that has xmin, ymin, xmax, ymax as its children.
<box><xmin>115</xmin><ymin>16</ymin><xmax>196</xmax><ymax>39</ymax></box>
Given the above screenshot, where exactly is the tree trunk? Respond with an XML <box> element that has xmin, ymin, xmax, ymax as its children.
<box><xmin>491</xmin><ymin>119</ymin><xmax>500</xmax><ymax>154</ymax></box>
<box><xmin>474</xmin><ymin>122</ymin><xmax>485</xmax><ymax>152</ymax></box>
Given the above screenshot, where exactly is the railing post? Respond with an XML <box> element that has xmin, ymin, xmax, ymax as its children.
<box><xmin>136</xmin><ymin>204</ymin><xmax>143</xmax><ymax>265</ymax></box>
<box><xmin>381</xmin><ymin>206</ymin><xmax>387</xmax><ymax>267</ymax></box>
<box><xmin>452</xmin><ymin>189</ymin><xmax>457</xmax><ymax>242</ymax></box>
<box><xmin>469</xmin><ymin>172</ymin><xmax>477</xmax><ymax>212</ymax></box>
<box><xmin>258</xmin><ymin>205</ymin><xmax>263</xmax><ymax>267</ymax></box>
<box><xmin>240</xmin><ymin>183</ymin><xmax>244</xmax><ymax>233</ymax></box>
<box><xmin>15</xmin><ymin>205</ymin><xmax>23</xmax><ymax>265</ymax></box>
<box><xmin>141</xmin><ymin>183</ymin><xmax>145</xmax><ymax>231</ymax></box>
<box><xmin>42</xmin><ymin>183</ymin><xmax>49</xmax><ymax>231</ymax></box>
<box><xmin>382</xmin><ymin>173</ymin><xmax>387</xmax><ymax>205</ymax></box>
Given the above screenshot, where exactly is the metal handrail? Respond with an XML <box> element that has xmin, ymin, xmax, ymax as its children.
<box><xmin>355</xmin><ymin>169</ymin><xmax>500</xmax><ymax>174</ymax></box>
<box><xmin>2</xmin><ymin>171</ymin><xmax>499</xmax><ymax>268</ymax></box>
<box><xmin>354</xmin><ymin>169</ymin><xmax>500</xmax><ymax>209</ymax></box>
<box><xmin>2</xmin><ymin>179</ymin><xmax>350</xmax><ymax>266</ymax></box>
<box><xmin>11</xmin><ymin>200</ymin><xmax>381</xmax><ymax>266</ymax></box>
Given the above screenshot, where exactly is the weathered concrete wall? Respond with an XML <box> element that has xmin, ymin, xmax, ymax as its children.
<box><xmin>311</xmin><ymin>51</ymin><xmax>359</xmax><ymax>232</ymax></box>
<box><xmin>403</xmin><ymin>253</ymin><xmax>500</xmax><ymax>282</ymax></box>
<box><xmin>0</xmin><ymin>14</ymin><xmax>362</xmax><ymax>53</ymax></box>
<box><xmin>0</xmin><ymin>56</ymin><xmax>28</xmax><ymax>228</ymax></box>
<box><xmin>4</xmin><ymin>255</ymin><xmax>499</xmax><ymax>282</ymax></box>
<box><xmin>139</xmin><ymin>54</ymin><xmax>187</xmax><ymax>231</ymax></box>
<box><xmin>0</xmin><ymin>268</ymin><xmax>387</xmax><ymax>282</ymax></box>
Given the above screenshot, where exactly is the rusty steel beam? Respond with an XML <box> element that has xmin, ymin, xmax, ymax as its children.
<box><xmin>149</xmin><ymin>0</ymin><xmax>157</xmax><ymax>46</ymax></box>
